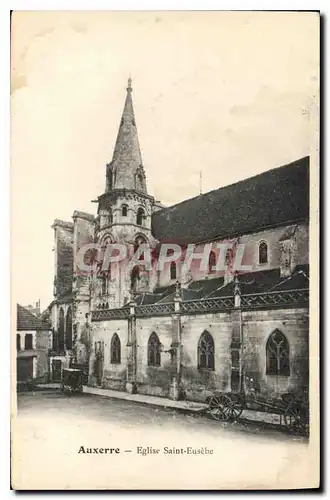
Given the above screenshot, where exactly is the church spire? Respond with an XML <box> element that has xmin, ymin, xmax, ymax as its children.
<box><xmin>106</xmin><ymin>78</ymin><xmax>147</xmax><ymax>193</ymax></box>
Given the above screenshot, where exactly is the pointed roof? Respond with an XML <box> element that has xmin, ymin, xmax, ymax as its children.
<box><xmin>17</xmin><ymin>304</ymin><xmax>51</xmax><ymax>331</ymax></box>
<box><xmin>106</xmin><ymin>78</ymin><xmax>146</xmax><ymax>192</ymax></box>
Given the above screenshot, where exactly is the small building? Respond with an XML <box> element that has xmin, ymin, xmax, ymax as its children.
<box><xmin>16</xmin><ymin>304</ymin><xmax>52</xmax><ymax>383</ymax></box>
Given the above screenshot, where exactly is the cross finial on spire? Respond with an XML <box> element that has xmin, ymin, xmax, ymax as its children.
<box><xmin>127</xmin><ymin>75</ymin><xmax>132</xmax><ymax>92</ymax></box>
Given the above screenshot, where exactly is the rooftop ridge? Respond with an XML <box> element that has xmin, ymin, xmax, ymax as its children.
<box><xmin>155</xmin><ymin>156</ymin><xmax>309</xmax><ymax>214</ymax></box>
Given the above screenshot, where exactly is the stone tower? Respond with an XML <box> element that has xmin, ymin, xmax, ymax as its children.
<box><xmin>94</xmin><ymin>78</ymin><xmax>157</xmax><ymax>309</ymax></box>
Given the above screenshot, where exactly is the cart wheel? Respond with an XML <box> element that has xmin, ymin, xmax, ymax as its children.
<box><xmin>228</xmin><ymin>395</ymin><xmax>244</xmax><ymax>420</ymax></box>
<box><xmin>208</xmin><ymin>395</ymin><xmax>232</xmax><ymax>421</ymax></box>
<box><xmin>284</xmin><ymin>405</ymin><xmax>306</xmax><ymax>433</ymax></box>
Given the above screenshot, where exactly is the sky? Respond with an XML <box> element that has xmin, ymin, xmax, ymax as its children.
<box><xmin>11</xmin><ymin>11</ymin><xmax>319</xmax><ymax>310</ymax></box>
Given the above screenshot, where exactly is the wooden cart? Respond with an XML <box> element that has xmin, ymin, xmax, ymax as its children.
<box><xmin>206</xmin><ymin>383</ymin><xmax>309</xmax><ymax>434</ymax></box>
<box><xmin>61</xmin><ymin>368</ymin><xmax>83</xmax><ymax>394</ymax></box>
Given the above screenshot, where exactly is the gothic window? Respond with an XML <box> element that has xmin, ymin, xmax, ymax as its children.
<box><xmin>16</xmin><ymin>334</ymin><xmax>21</xmax><ymax>351</ymax></box>
<box><xmin>25</xmin><ymin>333</ymin><xmax>33</xmax><ymax>350</ymax></box>
<box><xmin>66</xmin><ymin>307</ymin><xmax>73</xmax><ymax>350</ymax></box>
<box><xmin>170</xmin><ymin>261</ymin><xmax>177</xmax><ymax>280</ymax></box>
<box><xmin>208</xmin><ymin>251</ymin><xmax>216</xmax><ymax>273</ymax></box>
<box><xmin>110</xmin><ymin>333</ymin><xmax>121</xmax><ymax>364</ymax></box>
<box><xmin>148</xmin><ymin>332</ymin><xmax>161</xmax><ymax>367</ymax></box>
<box><xmin>266</xmin><ymin>330</ymin><xmax>290</xmax><ymax>376</ymax></box>
<box><xmin>136</xmin><ymin>208</ymin><xmax>145</xmax><ymax>226</ymax></box>
<box><xmin>100</xmin><ymin>275</ymin><xmax>108</xmax><ymax>295</ymax></box>
<box><xmin>122</xmin><ymin>205</ymin><xmax>128</xmax><ymax>217</ymax></box>
<box><xmin>131</xmin><ymin>266</ymin><xmax>140</xmax><ymax>292</ymax></box>
<box><xmin>198</xmin><ymin>331</ymin><xmax>215</xmax><ymax>370</ymax></box>
<box><xmin>58</xmin><ymin>308</ymin><xmax>65</xmax><ymax>351</ymax></box>
<box><xmin>259</xmin><ymin>241</ymin><xmax>268</xmax><ymax>265</ymax></box>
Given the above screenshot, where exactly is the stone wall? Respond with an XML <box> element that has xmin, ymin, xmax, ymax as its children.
<box><xmin>242</xmin><ymin>307</ymin><xmax>309</xmax><ymax>397</ymax></box>
<box><xmin>88</xmin><ymin>304</ymin><xmax>309</xmax><ymax>403</ymax></box>
<box><xmin>135</xmin><ymin>316</ymin><xmax>175</xmax><ymax>397</ymax></box>
<box><xmin>53</xmin><ymin>221</ymin><xmax>74</xmax><ymax>297</ymax></box>
<box><xmin>89</xmin><ymin>319</ymin><xmax>128</xmax><ymax>391</ymax></box>
<box><xmin>180</xmin><ymin>312</ymin><xmax>233</xmax><ymax>402</ymax></box>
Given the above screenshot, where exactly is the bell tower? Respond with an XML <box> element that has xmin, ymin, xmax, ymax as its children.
<box><xmin>94</xmin><ymin>78</ymin><xmax>158</xmax><ymax>308</ymax></box>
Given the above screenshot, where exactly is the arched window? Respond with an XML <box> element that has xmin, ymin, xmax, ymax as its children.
<box><xmin>148</xmin><ymin>332</ymin><xmax>161</xmax><ymax>367</ymax></box>
<box><xmin>110</xmin><ymin>333</ymin><xmax>121</xmax><ymax>364</ymax></box>
<box><xmin>259</xmin><ymin>241</ymin><xmax>268</xmax><ymax>265</ymax></box>
<box><xmin>136</xmin><ymin>208</ymin><xmax>144</xmax><ymax>226</ymax></box>
<box><xmin>58</xmin><ymin>308</ymin><xmax>65</xmax><ymax>351</ymax></box>
<box><xmin>101</xmin><ymin>275</ymin><xmax>108</xmax><ymax>295</ymax></box>
<box><xmin>198</xmin><ymin>331</ymin><xmax>215</xmax><ymax>370</ymax></box>
<box><xmin>208</xmin><ymin>251</ymin><xmax>216</xmax><ymax>273</ymax></box>
<box><xmin>170</xmin><ymin>262</ymin><xmax>177</xmax><ymax>280</ymax></box>
<box><xmin>122</xmin><ymin>205</ymin><xmax>128</xmax><ymax>217</ymax></box>
<box><xmin>266</xmin><ymin>330</ymin><xmax>290</xmax><ymax>376</ymax></box>
<box><xmin>25</xmin><ymin>333</ymin><xmax>33</xmax><ymax>350</ymax></box>
<box><xmin>131</xmin><ymin>266</ymin><xmax>140</xmax><ymax>292</ymax></box>
<box><xmin>66</xmin><ymin>307</ymin><xmax>73</xmax><ymax>350</ymax></box>
<box><xmin>16</xmin><ymin>334</ymin><xmax>21</xmax><ymax>351</ymax></box>
<box><xmin>134</xmin><ymin>235</ymin><xmax>147</xmax><ymax>256</ymax></box>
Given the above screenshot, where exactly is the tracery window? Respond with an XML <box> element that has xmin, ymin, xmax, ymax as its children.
<box><xmin>148</xmin><ymin>332</ymin><xmax>161</xmax><ymax>367</ymax></box>
<box><xmin>198</xmin><ymin>331</ymin><xmax>215</xmax><ymax>370</ymax></box>
<box><xmin>110</xmin><ymin>333</ymin><xmax>121</xmax><ymax>364</ymax></box>
<box><xmin>266</xmin><ymin>330</ymin><xmax>290</xmax><ymax>376</ymax></box>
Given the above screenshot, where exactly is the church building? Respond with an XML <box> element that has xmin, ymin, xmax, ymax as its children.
<box><xmin>48</xmin><ymin>79</ymin><xmax>309</xmax><ymax>402</ymax></box>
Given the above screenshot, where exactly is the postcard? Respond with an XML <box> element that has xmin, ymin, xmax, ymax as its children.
<box><xmin>11</xmin><ymin>10</ymin><xmax>320</xmax><ymax>490</ymax></box>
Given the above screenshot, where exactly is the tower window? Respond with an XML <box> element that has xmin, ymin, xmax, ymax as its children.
<box><xmin>122</xmin><ymin>205</ymin><xmax>128</xmax><ymax>217</ymax></box>
<box><xmin>208</xmin><ymin>251</ymin><xmax>216</xmax><ymax>273</ymax></box>
<box><xmin>17</xmin><ymin>334</ymin><xmax>21</xmax><ymax>351</ymax></box>
<box><xmin>266</xmin><ymin>330</ymin><xmax>290</xmax><ymax>376</ymax></box>
<box><xmin>131</xmin><ymin>266</ymin><xmax>140</xmax><ymax>292</ymax></box>
<box><xmin>198</xmin><ymin>331</ymin><xmax>214</xmax><ymax>370</ymax></box>
<box><xmin>136</xmin><ymin>208</ymin><xmax>145</xmax><ymax>226</ymax></box>
<box><xmin>259</xmin><ymin>241</ymin><xmax>268</xmax><ymax>265</ymax></box>
<box><xmin>101</xmin><ymin>275</ymin><xmax>108</xmax><ymax>295</ymax></box>
<box><xmin>110</xmin><ymin>333</ymin><xmax>121</xmax><ymax>364</ymax></box>
<box><xmin>170</xmin><ymin>262</ymin><xmax>177</xmax><ymax>280</ymax></box>
<box><xmin>148</xmin><ymin>332</ymin><xmax>161</xmax><ymax>367</ymax></box>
